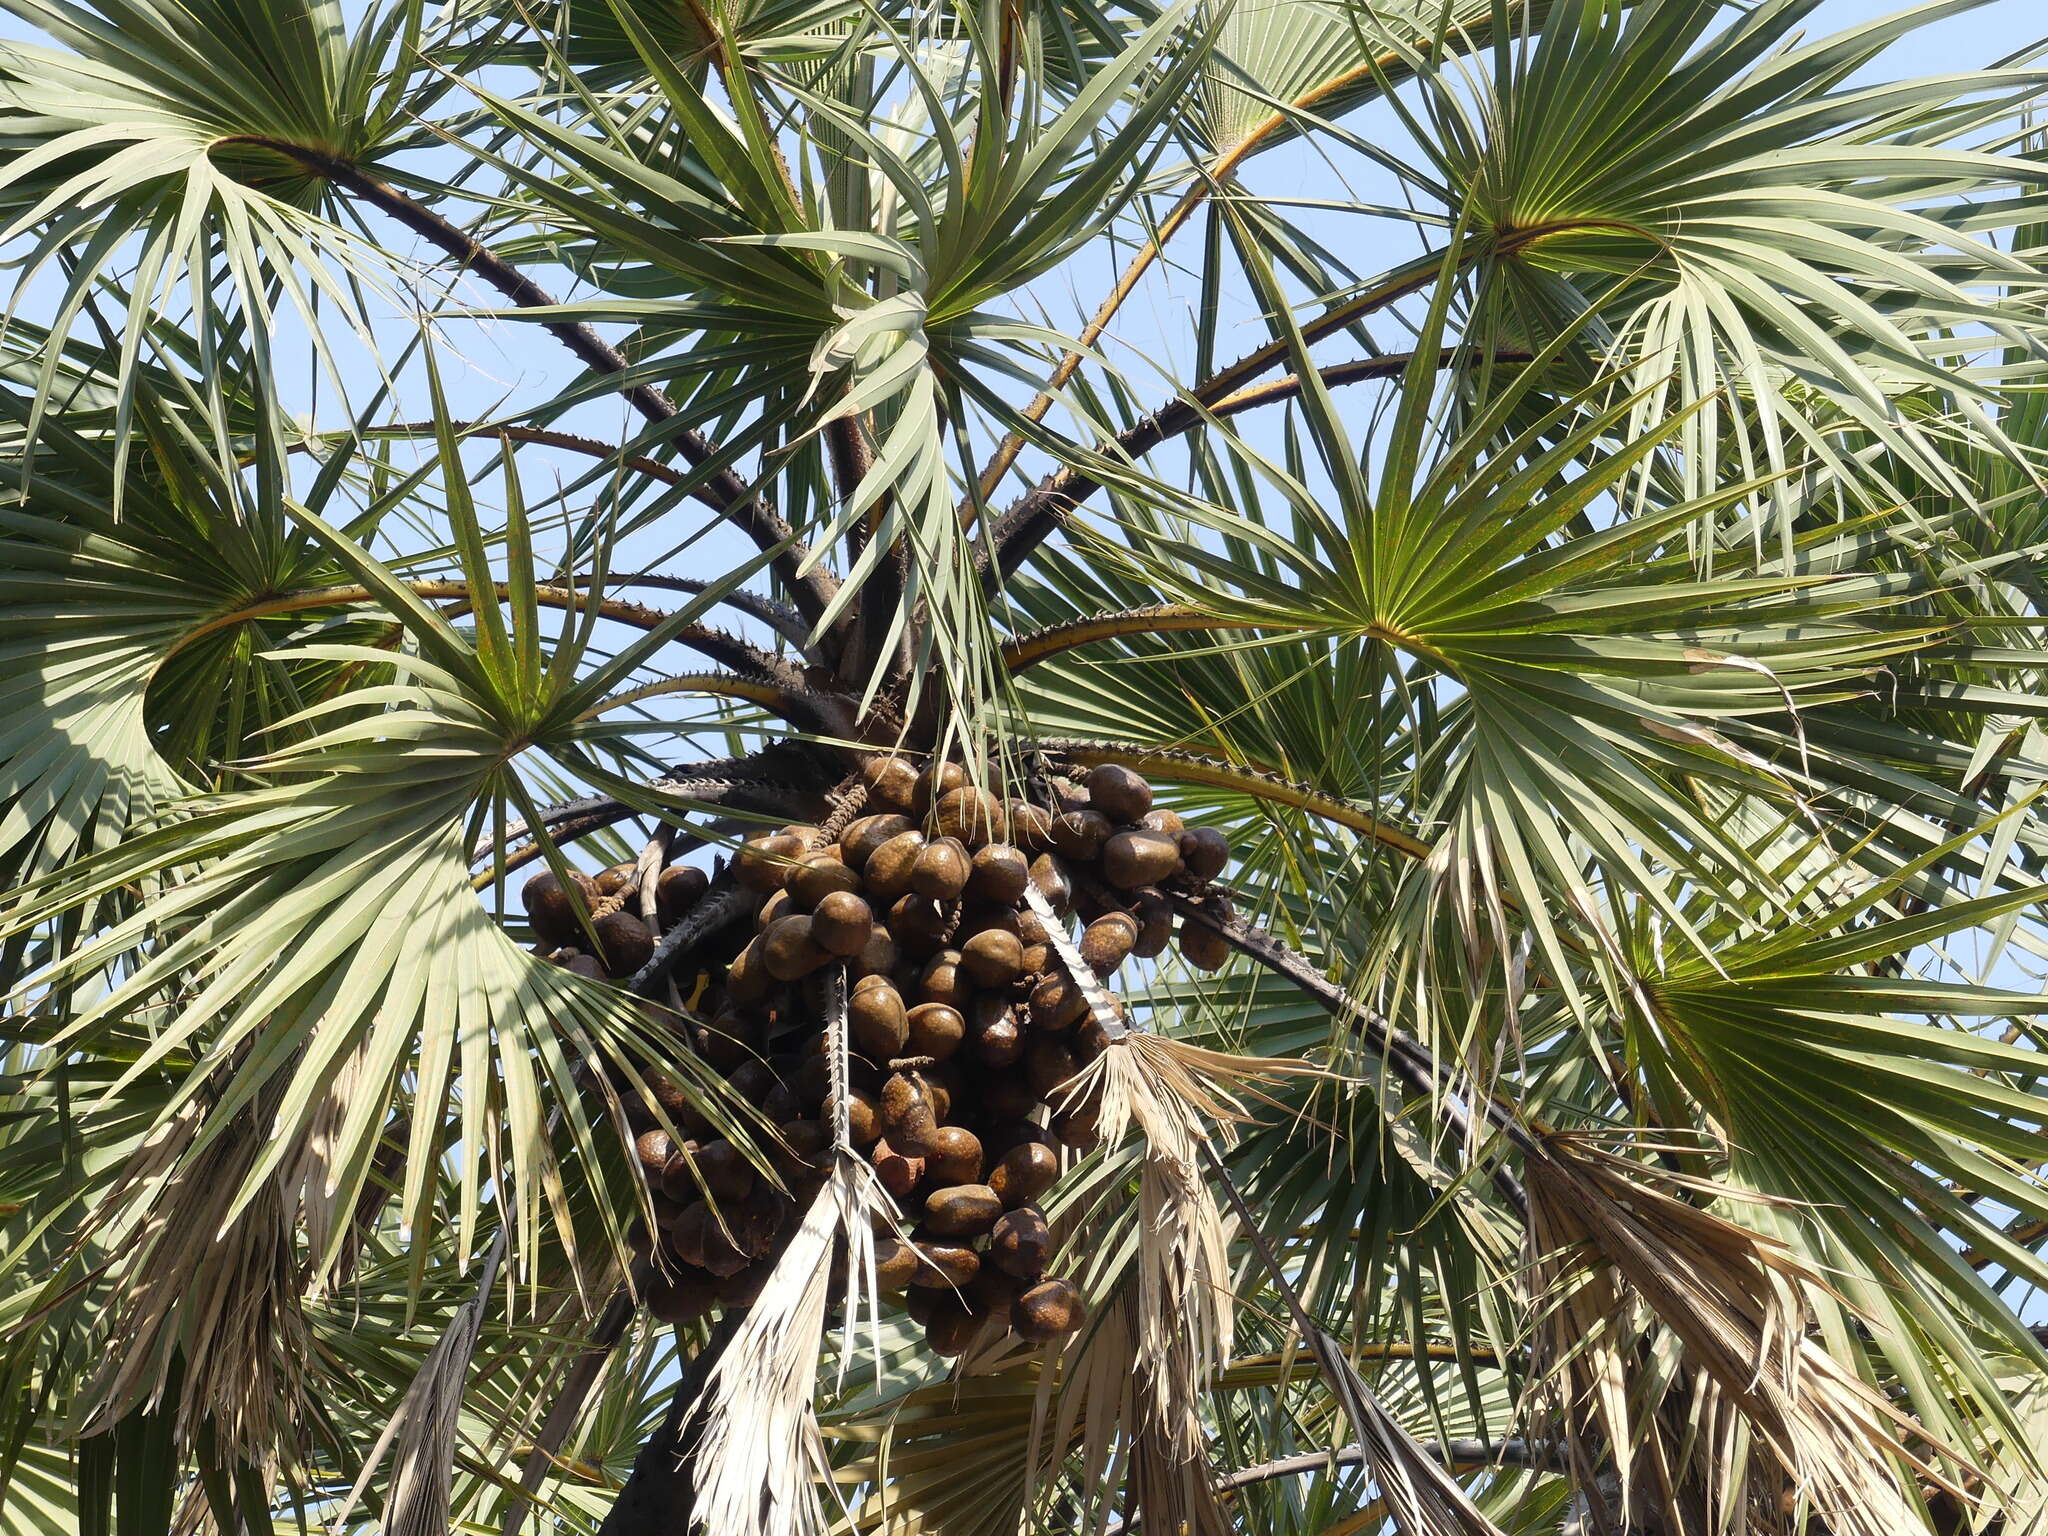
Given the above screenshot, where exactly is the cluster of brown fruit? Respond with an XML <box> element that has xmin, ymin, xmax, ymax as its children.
<box><xmin>525</xmin><ymin>755</ymin><xmax>1234</xmax><ymax>1359</ymax></box>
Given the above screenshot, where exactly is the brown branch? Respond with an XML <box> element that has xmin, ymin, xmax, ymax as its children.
<box><xmin>170</xmin><ymin>579</ymin><xmax>801</xmax><ymax>685</ymax></box>
<box><xmin>1171</xmin><ymin>894</ymin><xmax>1532</xmax><ymax>1217</ymax></box>
<box><xmin>985</xmin><ymin>344</ymin><xmax>1529</xmax><ymax>585</ymax></box>
<box><xmin>225</xmin><ymin>138</ymin><xmax>838</xmax><ymax>627</ymax></box>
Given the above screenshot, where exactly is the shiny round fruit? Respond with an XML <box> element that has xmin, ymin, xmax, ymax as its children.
<box><xmin>1028</xmin><ymin>854</ymin><xmax>1073</xmax><ymax>913</ymax></box>
<box><xmin>907</xmin><ymin>1002</ymin><xmax>966</xmax><ymax>1061</ymax></box>
<box><xmin>646</xmin><ymin>1267</ymin><xmax>719</xmax><ymax>1324</ymax></box>
<box><xmin>1048</xmin><ymin>808</ymin><xmax>1113</xmax><ymax>861</ymax></box>
<box><xmin>1100</xmin><ymin>829</ymin><xmax>1182</xmax><ymax>889</ymax></box>
<box><xmin>989</xmin><ymin>1141</ymin><xmax>1059</xmax><ymax>1208</ymax></box>
<box><xmin>1178</xmin><ymin>826</ymin><xmax>1231</xmax><ymax>881</ymax></box>
<box><xmin>842</xmin><ymin>813</ymin><xmax>913</xmax><ymax>871</ymax></box>
<box><xmin>966</xmin><ymin>844</ymin><xmax>1030</xmax><ymax>904</ymax></box>
<box><xmin>788</xmin><ymin>851</ymin><xmax>860</xmax><ymax>911</ymax></box>
<box><xmin>880</xmin><ymin>1073</ymin><xmax>937</xmax><ymax>1153</ymax></box>
<box><xmin>849</xmin><ymin>979</ymin><xmax>910</xmax><ymax>1059</ymax></box>
<box><xmin>523</xmin><ymin>868</ymin><xmax>596</xmax><ymax>946</ymax></box>
<box><xmin>961</xmin><ymin>928</ymin><xmax>1024</xmax><ymax>988</ymax></box>
<box><xmin>911</xmin><ymin>838</ymin><xmax>972</xmax><ymax>900</ymax></box>
<box><xmin>1028</xmin><ymin>973</ymin><xmax>1089</xmax><ymax>1032</ymax></box>
<box><xmin>1130</xmin><ymin>890</ymin><xmax>1174</xmax><ymax>959</ymax></box>
<box><xmin>924</xmin><ymin>1183</ymin><xmax>1002</xmax><ymax>1237</ymax></box>
<box><xmin>1007</xmin><ymin>801</ymin><xmax>1055</xmax><ymax>850</ymax></box>
<box><xmin>810</xmin><ymin>889</ymin><xmax>875</xmax><ymax>956</ymax></box>
<box><xmin>874</xmin><ymin>1236</ymin><xmax>921</xmax><ymax>1291</ymax></box>
<box><xmin>594</xmin><ymin>860</ymin><xmax>637</xmax><ymax>898</ymax></box>
<box><xmin>593</xmin><ymin>911</ymin><xmax>656</xmax><ymax>976</ymax></box>
<box><xmin>863</xmin><ymin>831</ymin><xmax>928</xmax><ymax>901</ymax></box>
<box><xmin>1140</xmin><ymin>808</ymin><xmax>1185</xmax><ymax>837</ymax></box>
<box><xmin>635</xmin><ymin>1128</ymin><xmax>679</xmax><ymax>1175</ymax></box>
<box><xmin>918</xmin><ymin>950</ymin><xmax>970</xmax><ymax>1009</ymax></box>
<box><xmin>1012</xmin><ymin>1278</ymin><xmax>1087</xmax><ymax>1342</ymax></box>
<box><xmin>925</xmin><ymin>1304</ymin><xmax>983</xmax><ymax>1357</ymax></box>
<box><xmin>974</xmin><ymin>1010</ymin><xmax>1025</xmax><ymax>1069</ymax></box>
<box><xmin>1084</xmin><ymin>763</ymin><xmax>1152</xmax><ymax>823</ymax></box>
<box><xmin>1179</xmin><ymin>922</ymin><xmax>1231</xmax><ymax>973</ymax></box>
<box><xmin>924</xmin><ymin>1125</ymin><xmax>984</xmax><ymax>1185</ymax></box>
<box><xmin>655</xmin><ymin>864</ymin><xmax>709</xmax><ymax>927</ymax></box>
<box><xmin>989</xmin><ymin>1207</ymin><xmax>1052</xmax><ymax>1279</ymax></box>
<box><xmin>912</xmin><ymin>761</ymin><xmax>968</xmax><ymax>816</ymax></box>
<box><xmin>861</xmin><ymin>756</ymin><xmax>919</xmax><ymax>812</ymax></box>
<box><xmin>888</xmin><ymin>895</ymin><xmax>952</xmax><ymax>957</ymax></box>
<box><xmin>1079</xmin><ymin>912</ymin><xmax>1139</xmax><ymax>976</ymax></box>
<box><xmin>736</xmin><ymin>831</ymin><xmax>807</xmax><ymax>892</ymax></box>
<box><xmin>935</xmin><ymin>786</ymin><xmax>1003</xmax><ymax>847</ymax></box>
<box><xmin>909</xmin><ymin>1234</ymin><xmax>980</xmax><ymax>1288</ymax></box>
<box><xmin>761</xmin><ymin>914</ymin><xmax>830</xmax><ymax>981</ymax></box>
<box><xmin>1026</xmin><ymin>1036</ymin><xmax>1080</xmax><ymax>1099</ymax></box>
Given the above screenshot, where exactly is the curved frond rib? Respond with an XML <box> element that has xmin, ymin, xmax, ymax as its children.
<box><xmin>1002</xmin><ymin>604</ymin><xmax>1315</xmax><ymax>671</ymax></box>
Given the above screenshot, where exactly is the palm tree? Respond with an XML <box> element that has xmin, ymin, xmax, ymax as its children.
<box><xmin>4</xmin><ymin>0</ymin><xmax>2048</xmax><ymax>1529</ymax></box>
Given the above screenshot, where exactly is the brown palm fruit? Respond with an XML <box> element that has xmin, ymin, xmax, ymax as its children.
<box><xmin>714</xmin><ymin>1262</ymin><xmax>769</xmax><ymax>1307</ymax></box>
<box><xmin>902</xmin><ymin>1283</ymin><xmax>943</xmax><ymax>1326</ymax></box>
<box><xmin>668</xmin><ymin>1203</ymin><xmax>750</xmax><ymax>1277</ymax></box>
<box><xmin>912</xmin><ymin>760</ymin><xmax>968</xmax><ymax>816</ymax></box>
<box><xmin>919</xmin><ymin>950</ymin><xmax>970</xmax><ymax>1009</ymax></box>
<box><xmin>636</xmin><ymin>1128</ymin><xmax>680</xmax><ymax>1176</ymax></box>
<box><xmin>1014</xmin><ymin>902</ymin><xmax>1049</xmax><ymax>945</ymax></box>
<box><xmin>961</xmin><ymin>928</ymin><xmax>1024</xmax><ymax>988</ymax></box>
<box><xmin>671</xmin><ymin>1139</ymin><xmax>755</xmax><ymax>1202</ymax></box>
<box><xmin>981</xmin><ymin>1117</ymin><xmax>1057</xmax><ymax>1161</ymax></box>
<box><xmin>1179</xmin><ymin>826</ymin><xmax>1231</xmax><ymax>881</ymax></box>
<box><xmin>1130</xmin><ymin>890</ymin><xmax>1174</xmax><ymax>959</ymax></box>
<box><xmin>880</xmin><ymin>1072</ymin><xmax>938</xmax><ymax>1153</ymax></box>
<box><xmin>909</xmin><ymin>1232</ymin><xmax>980</xmax><ymax>1287</ymax></box>
<box><xmin>1179</xmin><ymin>922</ymin><xmax>1231</xmax><ymax>973</ymax></box>
<box><xmin>1006</xmin><ymin>800</ymin><xmax>1056</xmax><ymax>851</ymax></box>
<box><xmin>925</xmin><ymin>1303</ymin><xmax>983</xmax><ymax>1357</ymax></box>
<box><xmin>849</xmin><ymin>925</ymin><xmax>900</xmax><ymax>979</ymax></box>
<box><xmin>524</xmin><ymin>868</ymin><xmax>597</xmax><ymax>945</ymax></box>
<box><xmin>646</xmin><ymin>1070</ymin><xmax>712</xmax><ymax>1137</ymax></box>
<box><xmin>593</xmin><ymin>911</ymin><xmax>656</xmax><ymax>977</ymax></box>
<box><xmin>966</xmin><ymin>843</ymin><xmax>1030</xmax><ymax>904</ymax></box>
<box><xmin>842</xmin><ymin>813</ymin><xmax>913</xmax><ymax>871</ymax></box>
<box><xmin>861</xmin><ymin>756</ymin><xmax>919</xmax><ymax>812</ymax></box>
<box><xmin>761</xmin><ymin>914</ymin><xmax>831</xmax><ymax>981</ymax></box>
<box><xmin>1017</xmin><ymin>943</ymin><xmax>1052</xmax><ymax>979</ymax></box>
<box><xmin>558</xmin><ymin>952</ymin><xmax>606</xmax><ymax>982</ymax></box>
<box><xmin>863</xmin><ymin>830</ymin><xmax>928</xmax><ymax>900</ymax></box>
<box><xmin>1140</xmin><ymin>808</ymin><xmax>1185</xmax><ymax>837</ymax></box>
<box><xmin>972</xmin><ymin>1004</ymin><xmax>1025</xmax><ymax>1069</ymax></box>
<box><xmin>911</xmin><ymin>837</ymin><xmax>972</xmax><ymax>900</ymax></box>
<box><xmin>979</xmin><ymin>1069</ymin><xmax>1042</xmax><ymax>1121</ymax></box>
<box><xmin>923</xmin><ymin>1125</ymin><xmax>984</xmax><ymax>1185</ymax></box>
<box><xmin>655</xmin><ymin>864</ymin><xmax>710</xmax><ymax>927</ymax></box>
<box><xmin>761</xmin><ymin>1079</ymin><xmax>802</xmax><ymax>1123</ymax></box>
<box><xmin>989</xmin><ymin>1207</ymin><xmax>1052</xmax><ymax>1278</ymax></box>
<box><xmin>1079</xmin><ymin>912</ymin><xmax>1139</xmax><ymax>976</ymax></box>
<box><xmin>1028</xmin><ymin>853</ymin><xmax>1073</xmax><ymax>913</ymax></box>
<box><xmin>736</xmin><ymin>831</ymin><xmax>808</xmax><ymax>892</ymax></box>
<box><xmin>726</xmin><ymin>1059</ymin><xmax>777</xmax><ymax>1105</ymax></box>
<box><xmin>874</xmin><ymin>1235</ymin><xmax>921</xmax><ymax>1291</ymax></box>
<box><xmin>888</xmin><ymin>895</ymin><xmax>952</xmax><ymax>958</ymax></box>
<box><xmin>907</xmin><ymin>1002</ymin><xmax>966</xmax><ymax>1061</ymax></box>
<box><xmin>810</xmin><ymin>890</ymin><xmax>874</xmax><ymax>956</ymax></box>
<box><xmin>724</xmin><ymin>937</ymin><xmax>773</xmax><ymax>1005</ymax></box>
<box><xmin>646</xmin><ymin>1267</ymin><xmax>719</xmax><ymax>1324</ymax></box>
<box><xmin>968</xmin><ymin>1263</ymin><xmax>1026</xmax><ymax>1316</ymax></box>
<box><xmin>961</xmin><ymin>901</ymin><xmax>1023</xmax><ymax>938</ymax></box>
<box><xmin>924</xmin><ymin>1184</ymin><xmax>1002</xmax><ymax>1237</ymax></box>
<box><xmin>849</xmin><ymin>978</ymin><xmax>910</xmax><ymax>1059</ymax></box>
<box><xmin>925</xmin><ymin>1062</ymin><xmax>961</xmax><ymax>1122</ymax></box>
<box><xmin>1028</xmin><ymin>972</ymin><xmax>1089</xmax><ymax>1032</ymax></box>
<box><xmin>1073</xmin><ymin>1017</ymin><xmax>1112</xmax><ymax>1064</ymax></box>
<box><xmin>871</xmin><ymin>1138</ymin><xmax>925</xmax><ymax>1199</ymax></box>
<box><xmin>1013</xmin><ymin>1278</ymin><xmax>1086</xmax><ymax>1342</ymax></box>
<box><xmin>693</xmin><ymin>1016</ymin><xmax>753</xmax><ymax>1073</ymax></box>
<box><xmin>756</xmin><ymin>887</ymin><xmax>794</xmax><ymax>928</ymax></box>
<box><xmin>594</xmin><ymin>860</ymin><xmax>638</xmax><ymax>898</ymax></box>
<box><xmin>1026</xmin><ymin>1036</ymin><xmax>1080</xmax><ymax>1099</ymax></box>
<box><xmin>824</xmin><ymin>1086</ymin><xmax>881</xmax><ymax>1146</ymax></box>
<box><xmin>1085</xmin><ymin>763</ymin><xmax>1152</xmax><ymax>823</ymax></box>
<box><xmin>771</xmin><ymin>1120</ymin><xmax>830</xmax><ymax>1182</ymax></box>
<box><xmin>989</xmin><ymin>1141</ymin><xmax>1060</xmax><ymax>1208</ymax></box>
<box><xmin>1048</xmin><ymin>808</ymin><xmax>1113</xmax><ymax>862</ymax></box>
<box><xmin>788</xmin><ymin>851</ymin><xmax>860</xmax><ymax>911</ymax></box>
<box><xmin>1052</xmin><ymin>1100</ymin><xmax>1101</xmax><ymax>1151</ymax></box>
<box><xmin>1101</xmin><ymin>829</ymin><xmax>1182</xmax><ymax>889</ymax></box>
<box><xmin>730</xmin><ymin>1188</ymin><xmax>792</xmax><ymax>1260</ymax></box>
<box><xmin>935</xmin><ymin>786</ymin><xmax>1003</xmax><ymax>847</ymax></box>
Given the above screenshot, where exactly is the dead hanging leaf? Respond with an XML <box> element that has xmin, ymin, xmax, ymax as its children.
<box><xmin>1524</xmin><ymin>1133</ymin><xmax>1963</xmax><ymax>1536</ymax></box>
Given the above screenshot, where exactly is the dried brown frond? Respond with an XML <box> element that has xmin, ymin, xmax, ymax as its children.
<box><xmin>1525</xmin><ymin>1133</ymin><xmax>1959</xmax><ymax>1536</ymax></box>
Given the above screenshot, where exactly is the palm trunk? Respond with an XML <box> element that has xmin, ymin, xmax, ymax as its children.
<box><xmin>596</xmin><ymin>1311</ymin><xmax>746</xmax><ymax>1536</ymax></box>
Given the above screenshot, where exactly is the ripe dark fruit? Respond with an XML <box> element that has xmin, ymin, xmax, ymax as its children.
<box><xmin>874</xmin><ymin>1236</ymin><xmax>920</xmax><ymax>1291</ymax></box>
<box><xmin>925</xmin><ymin>1305</ymin><xmax>982</xmax><ymax>1357</ymax></box>
<box><xmin>864</xmin><ymin>831</ymin><xmax>928</xmax><ymax>901</ymax></box>
<box><xmin>1052</xmin><ymin>1102</ymin><xmax>1100</xmax><ymax>1151</ymax></box>
<box><xmin>888</xmin><ymin>894</ymin><xmax>951</xmax><ymax>956</ymax></box>
<box><xmin>718</xmin><ymin>1263</ymin><xmax>772</xmax><ymax>1306</ymax></box>
<box><xmin>811</xmin><ymin>890</ymin><xmax>874</xmax><ymax>956</ymax></box>
<box><xmin>594</xmin><ymin>910</ymin><xmax>657</xmax><ymax>976</ymax></box>
<box><xmin>872</xmin><ymin>1138</ymin><xmax>925</xmax><ymax>1198</ymax></box>
<box><xmin>1026</xmin><ymin>1036</ymin><xmax>1080</xmax><ymax>1099</ymax></box>
<box><xmin>880</xmin><ymin>1073</ymin><xmax>937</xmax><ymax>1153</ymax></box>
<box><xmin>924</xmin><ymin>1184</ymin><xmax>1002</xmax><ymax>1237</ymax></box>
<box><xmin>1179</xmin><ymin>826</ymin><xmax>1231</xmax><ymax>881</ymax></box>
<box><xmin>1079</xmin><ymin>912</ymin><xmax>1139</xmax><ymax>976</ymax></box>
<box><xmin>1013</xmin><ymin>1278</ymin><xmax>1086</xmax><ymax>1342</ymax></box>
<box><xmin>1028</xmin><ymin>854</ymin><xmax>1073</xmax><ymax>913</ymax></box>
<box><xmin>979</xmin><ymin>1069</ymin><xmax>1041</xmax><ymax>1120</ymax></box>
<box><xmin>912</xmin><ymin>761</ymin><xmax>968</xmax><ymax>816</ymax></box>
<box><xmin>966</xmin><ymin>844</ymin><xmax>1030</xmax><ymax>904</ymax></box>
<box><xmin>842</xmin><ymin>813</ymin><xmax>913</xmax><ymax>870</ymax></box>
<box><xmin>961</xmin><ymin>928</ymin><xmax>1024</xmax><ymax>988</ymax></box>
<box><xmin>594</xmin><ymin>860</ymin><xmax>637</xmax><ymax>898</ymax></box>
<box><xmin>788</xmin><ymin>851</ymin><xmax>860</xmax><ymax>910</ymax></box>
<box><xmin>636</xmin><ymin>1128</ymin><xmax>679</xmax><ymax>1174</ymax></box>
<box><xmin>771</xmin><ymin>1120</ymin><xmax>830</xmax><ymax>1181</ymax></box>
<box><xmin>975</xmin><ymin>1012</ymin><xmax>1025</xmax><ymax>1068</ymax></box>
<box><xmin>849</xmin><ymin>980</ymin><xmax>910</xmax><ymax>1059</ymax></box>
<box><xmin>523</xmin><ymin>868</ymin><xmax>595</xmax><ymax>944</ymax></box>
<box><xmin>677</xmin><ymin>1139</ymin><xmax>755</xmax><ymax>1202</ymax></box>
<box><xmin>829</xmin><ymin>1087</ymin><xmax>883</xmax><ymax>1146</ymax></box>
<box><xmin>1007</xmin><ymin>800</ymin><xmax>1055</xmax><ymax>850</ymax></box>
<box><xmin>989</xmin><ymin>1141</ymin><xmax>1059</xmax><ymax>1208</ymax></box>
<box><xmin>852</xmin><ymin>927</ymin><xmax>899</xmax><ymax>978</ymax></box>
<box><xmin>989</xmin><ymin>1207</ymin><xmax>1052</xmax><ymax>1278</ymax></box>
<box><xmin>1131</xmin><ymin>890</ymin><xmax>1174</xmax><ymax>959</ymax></box>
<box><xmin>736</xmin><ymin>831</ymin><xmax>807</xmax><ymax>891</ymax></box>
<box><xmin>1179</xmin><ymin>922</ymin><xmax>1231</xmax><ymax>973</ymax></box>
<box><xmin>968</xmin><ymin>1264</ymin><xmax>1025</xmax><ymax>1313</ymax></box>
<box><xmin>559</xmin><ymin>952</ymin><xmax>605</xmax><ymax>981</ymax></box>
<box><xmin>646</xmin><ymin>1268</ymin><xmax>719</xmax><ymax>1324</ymax></box>
<box><xmin>911</xmin><ymin>838</ymin><xmax>971</xmax><ymax>900</ymax></box>
<box><xmin>1049</xmin><ymin>808</ymin><xmax>1113</xmax><ymax>861</ymax></box>
<box><xmin>656</xmin><ymin>864</ymin><xmax>709</xmax><ymax>927</ymax></box>
<box><xmin>907</xmin><ymin>1002</ymin><xmax>966</xmax><ymax>1061</ymax></box>
<box><xmin>724</xmin><ymin>937</ymin><xmax>773</xmax><ymax>1004</ymax></box>
<box><xmin>1101</xmin><ymin>829</ymin><xmax>1182</xmax><ymax>889</ymax></box>
<box><xmin>761</xmin><ymin>914</ymin><xmax>831</xmax><ymax>981</ymax></box>
<box><xmin>919</xmin><ymin>950</ymin><xmax>970</xmax><ymax>1009</ymax></box>
<box><xmin>862</xmin><ymin>756</ymin><xmax>919</xmax><ymax>812</ymax></box>
<box><xmin>1028</xmin><ymin>972</ymin><xmax>1089</xmax><ymax>1032</ymax></box>
<box><xmin>935</xmin><ymin>786</ymin><xmax>1002</xmax><ymax>847</ymax></box>
<box><xmin>1085</xmin><ymin>763</ymin><xmax>1152</xmax><ymax>823</ymax></box>
<box><xmin>910</xmin><ymin>1235</ymin><xmax>980</xmax><ymax>1287</ymax></box>
<box><xmin>1140</xmin><ymin>808</ymin><xmax>1185</xmax><ymax>837</ymax></box>
<box><xmin>924</xmin><ymin>1125</ymin><xmax>984</xmax><ymax>1185</ymax></box>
